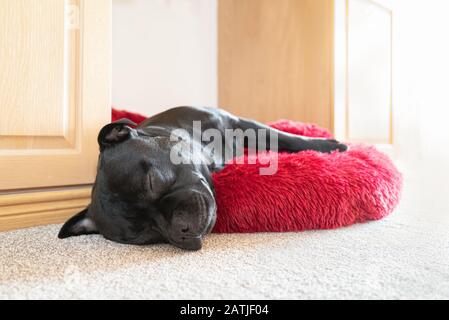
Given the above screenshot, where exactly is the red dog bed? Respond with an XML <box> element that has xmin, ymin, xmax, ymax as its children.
<box><xmin>112</xmin><ymin>109</ymin><xmax>402</xmax><ymax>233</ymax></box>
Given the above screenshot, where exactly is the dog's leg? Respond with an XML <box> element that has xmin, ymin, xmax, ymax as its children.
<box><xmin>232</xmin><ymin>117</ymin><xmax>347</xmax><ymax>153</ymax></box>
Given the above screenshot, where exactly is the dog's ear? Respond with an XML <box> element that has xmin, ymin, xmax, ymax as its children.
<box><xmin>98</xmin><ymin>118</ymin><xmax>137</xmax><ymax>151</ymax></box>
<box><xmin>58</xmin><ymin>207</ymin><xmax>99</xmax><ymax>239</ymax></box>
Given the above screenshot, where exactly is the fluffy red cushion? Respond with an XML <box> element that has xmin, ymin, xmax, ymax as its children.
<box><xmin>112</xmin><ymin>109</ymin><xmax>403</xmax><ymax>233</ymax></box>
<box><xmin>112</xmin><ymin>108</ymin><xmax>147</xmax><ymax>125</ymax></box>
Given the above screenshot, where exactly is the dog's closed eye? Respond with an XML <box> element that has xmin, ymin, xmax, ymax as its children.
<box><xmin>139</xmin><ymin>159</ymin><xmax>152</xmax><ymax>173</ymax></box>
<box><xmin>138</xmin><ymin>158</ymin><xmax>154</xmax><ymax>192</ymax></box>
<box><xmin>137</xmin><ymin>193</ymin><xmax>146</xmax><ymax>200</ymax></box>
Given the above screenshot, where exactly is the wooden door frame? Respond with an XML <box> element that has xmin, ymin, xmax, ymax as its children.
<box><xmin>333</xmin><ymin>0</ymin><xmax>394</xmax><ymax>149</ymax></box>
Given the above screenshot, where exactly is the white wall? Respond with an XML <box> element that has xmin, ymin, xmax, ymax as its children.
<box><xmin>112</xmin><ymin>0</ymin><xmax>217</xmax><ymax>116</ymax></box>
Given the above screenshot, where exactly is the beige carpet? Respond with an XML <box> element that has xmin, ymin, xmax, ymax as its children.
<box><xmin>0</xmin><ymin>216</ymin><xmax>448</xmax><ymax>299</ymax></box>
<box><xmin>1</xmin><ymin>167</ymin><xmax>449</xmax><ymax>299</ymax></box>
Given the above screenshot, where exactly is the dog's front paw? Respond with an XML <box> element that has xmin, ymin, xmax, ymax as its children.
<box><xmin>313</xmin><ymin>139</ymin><xmax>348</xmax><ymax>153</ymax></box>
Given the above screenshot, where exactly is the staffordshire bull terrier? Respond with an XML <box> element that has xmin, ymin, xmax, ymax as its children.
<box><xmin>58</xmin><ymin>106</ymin><xmax>347</xmax><ymax>250</ymax></box>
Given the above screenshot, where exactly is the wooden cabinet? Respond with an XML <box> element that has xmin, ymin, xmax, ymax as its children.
<box><xmin>0</xmin><ymin>1</ymin><xmax>111</xmax><ymax>231</ymax></box>
<box><xmin>219</xmin><ymin>0</ymin><xmax>335</xmax><ymax>130</ymax></box>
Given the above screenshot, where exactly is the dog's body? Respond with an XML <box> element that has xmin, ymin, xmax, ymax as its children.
<box><xmin>59</xmin><ymin>106</ymin><xmax>346</xmax><ymax>250</ymax></box>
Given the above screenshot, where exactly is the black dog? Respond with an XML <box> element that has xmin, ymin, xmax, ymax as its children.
<box><xmin>59</xmin><ymin>107</ymin><xmax>346</xmax><ymax>250</ymax></box>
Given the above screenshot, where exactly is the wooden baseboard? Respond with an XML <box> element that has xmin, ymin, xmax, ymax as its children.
<box><xmin>0</xmin><ymin>186</ymin><xmax>91</xmax><ymax>232</ymax></box>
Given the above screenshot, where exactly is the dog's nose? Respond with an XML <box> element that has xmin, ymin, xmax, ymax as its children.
<box><xmin>181</xmin><ymin>227</ymin><xmax>189</xmax><ymax>233</ymax></box>
<box><xmin>172</xmin><ymin>210</ymin><xmax>195</xmax><ymax>235</ymax></box>
<box><xmin>170</xmin><ymin>210</ymin><xmax>204</xmax><ymax>250</ymax></box>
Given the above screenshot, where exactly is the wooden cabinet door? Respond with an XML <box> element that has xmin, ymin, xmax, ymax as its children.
<box><xmin>0</xmin><ymin>0</ymin><xmax>111</xmax><ymax>191</ymax></box>
<box><xmin>219</xmin><ymin>0</ymin><xmax>334</xmax><ymax>130</ymax></box>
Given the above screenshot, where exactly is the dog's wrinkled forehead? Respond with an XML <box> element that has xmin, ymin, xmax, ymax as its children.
<box><xmin>102</xmin><ymin>136</ymin><xmax>170</xmax><ymax>168</ymax></box>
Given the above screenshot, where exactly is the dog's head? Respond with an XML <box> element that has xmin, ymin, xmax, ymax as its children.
<box><xmin>58</xmin><ymin>119</ymin><xmax>217</xmax><ymax>250</ymax></box>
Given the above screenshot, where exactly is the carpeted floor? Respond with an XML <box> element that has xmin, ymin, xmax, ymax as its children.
<box><xmin>1</xmin><ymin>165</ymin><xmax>448</xmax><ymax>300</ymax></box>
